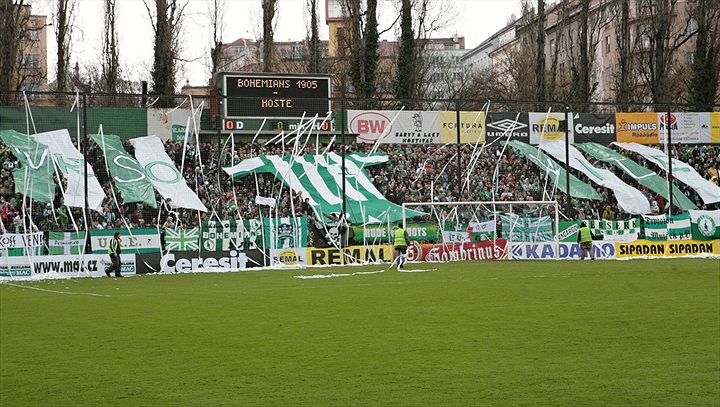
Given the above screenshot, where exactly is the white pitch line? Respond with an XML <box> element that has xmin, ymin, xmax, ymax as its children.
<box><xmin>4</xmin><ymin>283</ymin><xmax>114</xmax><ymax>297</ymax></box>
<box><xmin>399</xmin><ymin>268</ymin><xmax>438</xmax><ymax>273</ymax></box>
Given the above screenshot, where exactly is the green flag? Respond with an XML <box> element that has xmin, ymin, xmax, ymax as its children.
<box><xmin>48</xmin><ymin>231</ymin><xmax>87</xmax><ymax>255</ymax></box>
<box><xmin>165</xmin><ymin>227</ymin><xmax>199</xmax><ymax>251</ymax></box>
<box><xmin>0</xmin><ymin>130</ymin><xmax>55</xmax><ymax>204</ymax></box>
<box><xmin>689</xmin><ymin>210</ymin><xmax>720</xmax><ymax>240</ymax></box>
<box><xmin>264</xmin><ymin>217</ymin><xmax>308</xmax><ymax>249</ymax></box>
<box><xmin>91</xmin><ymin>133</ymin><xmax>157</xmax><ymax>208</ymax></box>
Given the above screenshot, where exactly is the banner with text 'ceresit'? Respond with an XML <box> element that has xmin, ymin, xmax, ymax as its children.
<box><xmin>439</xmin><ymin>111</ymin><xmax>486</xmax><ymax>144</ymax></box>
<box><xmin>307</xmin><ymin>245</ymin><xmax>393</xmax><ymax>266</ymax></box>
<box><xmin>406</xmin><ymin>240</ymin><xmax>508</xmax><ymax>262</ymax></box>
<box><xmin>615</xmin><ymin>113</ymin><xmax>659</xmax><ymax>143</ymax></box>
<box><xmin>615</xmin><ymin>239</ymin><xmax>720</xmax><ymax>258</ymax></box>
<box><xmin>348</xmin><ymin>110</ymin><xmax>440</xmax><ymax>144</ymax></box>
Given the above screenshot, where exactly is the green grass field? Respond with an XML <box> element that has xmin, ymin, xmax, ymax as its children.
<box><xmin>1</xmin><ymin>258</ymin><xmax>719</xmax><ymax>406</ymax></box>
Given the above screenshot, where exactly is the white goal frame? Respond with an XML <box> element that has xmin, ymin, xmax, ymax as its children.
<box><xmin>401</xmin><ymin>200</ymin><xmax>561</xmax><ymax>259</ymax></box>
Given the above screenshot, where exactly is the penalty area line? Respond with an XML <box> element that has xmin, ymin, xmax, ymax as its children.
<box><xmin>4</xmin><ymin>283</ymin><xmax>114</xmax><ymax>297</ymax></box>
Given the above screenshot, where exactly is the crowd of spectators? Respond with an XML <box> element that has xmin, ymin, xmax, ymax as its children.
<box><xmin>1</xmin><ymin>136</ymin><xmax>718</xmax><ymax>235</ymax></box>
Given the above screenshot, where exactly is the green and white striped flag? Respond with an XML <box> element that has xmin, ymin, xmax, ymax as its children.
<box><xmin>642</xmin><ymin>215</ymin><xmax>668</xmax><ymax>241</ymax></box>
<box><xmin>667</xmin><ymin>213</ymin><xmax>692</xmax><ymax>240</ymax></box>
<box><xmin>48</xmin><ymin>231</ymin><xmax>86</xmax><ymax>255</ymax></box>
<box><xmin>587</xmin><ymin>219</ymin><xmax>640</xmax><ymax>242</ymax></box>
<box><xmin>223</xmin><ymin>153</ymin><xmax>425</xmax><ymax>224</ymax></box>
<box><xmin>165</xmin><ymin>227</ymin><xmax>199</xmax><ymax>251</ymax></box>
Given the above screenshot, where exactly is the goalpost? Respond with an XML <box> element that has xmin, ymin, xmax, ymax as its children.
<box><xmin>401</xmin><ymin>200</ymin><xmax>561</xmax><ymax>260</ymax></box>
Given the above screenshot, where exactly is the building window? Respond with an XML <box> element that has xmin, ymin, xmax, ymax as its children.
<box><xmin>686</xmin><ymin>18</ymin><xmax>698</xmax><ymax>36</ymax></box>
<box><xmin>233</xmin><ymin>46</ymin><xmax>245</xmax><ymax>54</ymax></box>
<box><xmin>18</xmin><ymin>54</ymin><xmax>40</xmax><ymax>68</ymax></box>
<box><xmin>19</xmin><ymin>83</ymin><xmax>41</xmax><ymax>99</ymax></box>
<box><xmin>605</xmin><ymin>35</ymin><xmax>611</xmax><ymax>53</ymax></box>
<box><xmin>550</xmin><ymin>39</ymin><xmax>556</xmax><ymax>55</ymax></box>
<box><xmin>29</xmin><ymin>29</ymin><xmax>40</xmax><ymax>41</ymax></box>
<box><xmin>686</xmin><ymin>52</ymin><xmax>695</xmax><ymax>65</ymax></box>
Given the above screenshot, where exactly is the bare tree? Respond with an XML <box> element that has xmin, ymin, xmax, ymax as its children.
<box><xmin>306</xmin><ymin>0</ymin><xmax>321</xmax><ymax>73</ymax></box>
<box><xmin>262</xmin><ymin>0</ymin><xmax>277</xmax><ymax>72</ymax></box>
<box><xmin>685</xmin><ymin>0</ymin><xmax>720</xmax><ymax>110</ymax></box>
<box><xmin>100</xmin><ymin>0</ymin><xmax>120</xmax><ymax>93</ymax></box>
<box><xmin>535</xmin><ymin>0</ymin><xmax>546</xmax><ymax>107</ymax></box>
<box><xmin>0</xmin><ymin>1</ymin><xmax>46</xmax><ymax>93</ymax></box>
<box><xmin>613</xmin><ymin>0</ymin><xmax>635</xmax><ymax>109</ymax></box>
<box><xmin>54</xmin><ymin>0</ymin><xmax>76</xmax><ymax>93</ymax></box>
<box><xmin>207</xmin><ymin>0</ymin><xmax>225</xmax><ymax>86</ymax></box>
<box><xmin>393</xmin><ymin>0</ymin><xmax>416</xmax><ymax>103</ymax></box>
<box><xmin>145</xmin><ymin>0</ymin><xmax>187</xmax><ymax>100</ymax></box>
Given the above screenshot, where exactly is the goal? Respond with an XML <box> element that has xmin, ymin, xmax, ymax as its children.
<box><xmin>401</xmin><ymin>200</ymin><xmax>561</xmax><ymax>261</ymax></box>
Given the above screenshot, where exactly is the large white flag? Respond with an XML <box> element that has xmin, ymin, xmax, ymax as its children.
<box><xmin>539</xmin><ymin>140</ymin><xmax>651</xmax><ymax>214</ymax></box>
<box><xmin>613</xmin><ymin>142</ymin><xmax>720</xmax><ymax>204</ymax></box>
<box><xmin>129</xmin><ymin>135</ymin><xmax>207</xmax><ymax>212</ymax></box>
<box><xmin>35</xmin><ymin>129</ymin><xmax>105</xmax><ymax>212</ymax></box>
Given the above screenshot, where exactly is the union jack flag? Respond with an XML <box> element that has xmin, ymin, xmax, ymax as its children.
<box><xmin>165</xmin><ymin>227</ymin><xmax>199</xmax><ymax>251</ymax></box>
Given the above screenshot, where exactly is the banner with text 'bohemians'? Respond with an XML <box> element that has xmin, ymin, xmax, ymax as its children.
<box><xmin>91</xmin><ymin>133</ymin><xmax>158</xmax><ymax>208</ymax></box>
<box><xmin>348</xmin><ymin>110</ymin><xmax>441</xmax><ymax>144</ymax></box>
<box><xmin>439</xmin><ymin>111</ymin><xmax>486</xmax><ymax>144</ymax></box>
<box><xmin>129</xmin><ymin>135</ymin><xmax>207</xmax><ymax>212</ymax></box>
<box><xmin>48</xmin><ymin>231</ymin><xmax>87</xmax><ymax>255</ymax></box>
<box><xmin>201</xmin><ymin>220</ymin><xmax>263</xmax><ymax>251</ymax></box>
<box><xmin>0</xmin><ymin>130</ymin><xmax>55</xmax><ymax>204</ymax></box>
<box><xmin>689</xmin><ymin>210</ymin><xmax>720</xmax><ymax>240</ymax></box>
<box><xmin>35</xmin><ymin>129</ymin><xmax>106</xmax><ymax>212</ymax></box>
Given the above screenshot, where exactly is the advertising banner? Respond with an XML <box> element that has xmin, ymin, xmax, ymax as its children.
<box><xmin>439</xmin><ymin>111</ymin><xmax>486</xmax><ymax>144</ymax></box>
<box><xmin>485</xmin><ymin>112</ymin><xmax>530</xmax><ymax>143</ymax></box>
<box><xmin>615</xmin><ymin>239</ymin><xmax>720</xmax><ymax>258</ymax></box>
<box><xmin>510</xmin><ymin>241</ymin><xmax>616</xmax><ymax>259</ymax></box>
<box><xmin>572</xmin><ymin>113</ymin><xmax>616</xmax><ymax>145</ymax></box>
<box><xmin>658</xmin><ymin>112</ymin><xmax>711</xmax><ymax>144</ymax></box>
<box><xmin>712</xmin><ymin>112</ymin><xmax>720</xmax><ymax>143</ymax></box>
<box><xmin>348</xmin><ymin>110</ymin><xmax>441</xmax><ymax>144</ymax></box>
<box><xmin>307</xmin><ymin>245</ymin><xmax>393</xmax><ymax>265</ymax></box>
<box><xmin>529</xmin><ymin>112</ymin><xmax>574</xmax><ymax>145</ymax></box>
<box><xmin>615</xmin><ymin>113</ymin><xmax>659</xmax><ymax>143</ymax></box>
<box><xmin>407</xmin><ymin>239</ymin><xmax>508</xmax><ymax>262</ymax></box>
<box><xmin>0</xmin><ymin>232</ymin><xmax>44</xmax><ymax>250</ymax></box>
<box><xmin>0</xmin><ymin>254</ymin><xmax>135</xmax><ymax>278</ymax></box>
<box><xmin>90</xmin><ymin>229</ymin><xmax>161</xmax><ymax>254</ymax></box>
<box><xmin>134</xmin><ymin>249</ymin><xmax>267</xmax><ymax>274</ymax></box>
<box><xmin>270</xmin><ymin>248</ymin><xmax>308</xmax><ymax>266</ymax></box>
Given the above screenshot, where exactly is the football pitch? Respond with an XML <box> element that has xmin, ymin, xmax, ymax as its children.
<box><xmin>1</xmin><ymin>258</ymin><xmax>718</xmax><ymax>406</ymax></box>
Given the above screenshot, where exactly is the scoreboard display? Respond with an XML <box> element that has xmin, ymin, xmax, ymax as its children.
<box><xmin>221</xmin><ymin>73</ymin><xmax>332</xmax><ymax>120</ymax></box>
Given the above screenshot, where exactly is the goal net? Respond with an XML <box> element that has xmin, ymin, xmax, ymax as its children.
<box><xmin>401</xmin><ymin>200</ymin><xmax>560</xmax><ymax>262</ymax></box>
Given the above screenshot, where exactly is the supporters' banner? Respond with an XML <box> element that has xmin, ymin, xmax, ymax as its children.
<box><xmin>0</xmin><ymin>130</ymin><xmax>55</xmax><ymax>204</ymax></box>
<box><xmin>510</xmin><ymin>241</ymin><xmax>616</xmax><ymax>259</ymax></box>
<box><xmin>439</xmin><ymin>111</ymin><xmax>486</xmax><ymax>144</ymax></box>
<box><xmin>306</xmin><ymin>245</ymin><xmax>393</xmax><ymax>265</ymax></box>
<box><xmin>485</xmin><ymin>112</ymin><xmax>530</xmax><ymax>143</ymax></box>
<box><xmin>0</xmin><ymin>232</ymin><xmax>44</xmax><ymax>250</ymax></box>
<box><xmin>35</xmin><ymin>129</ymin><xmax>105</xmax><ymax>212</ymax></box>
<box><xmin>613</xmin><ymin>142</ymin><xmax>720</xmax><ymax>204</ymax></box>
<box><xmin>501</xmin><ymin>214</ymin><xmax>553</xmax><ymax>242</ymax></box>
<box><xmin>0</xmin><ymin>254</ymin><xmax>135</xmax><ymax>278</ymax></box>
<box><xmin>48</xmin><ymin>231</ymin><xmax>86</xmax><ymax>255</ymax></box>
<box><xmin>556</xmin><ymin>221</ymin><xmax>581</xmax><ymax>242</ymax></box>
<box><xmin>407</xmin><ymin>240</ymin><xmax>509</xmax><ymax>262</ymax></box>
<box><xmin>572</xmin><ymin>113</ymin><xmax>616</xmax><ymax>145</ymax></box>
<box><xmin>90</xmin><ymin>133</ymin><xmax>158</xmax><ymax>208</ymax></box>
<box><xmin>348</xmin><ymin>110</ymin><xmax>440</xmax><ymax>144</ymax></box>
<box><xmin>201</xmin><ymin>220</ymin><xmax>263</xmax><ymax>251</ymax></box>
<box><xmin>442</xmin><ymin>221</ymin><xmax>496</xmax><ymax>243</ymax></box>
<box><xmin>615</xmin><ymin>113</ymin><xmax>659</xmax><ymax>144</ymax></box>
<box><xmin>223</xmin><ymin>152</ymin><xmax>425</xmax><ymax>224</ymax></box>
<box><xmin>129</xmin><ymin>135</ymin><xmax>207</xmax><ymax>212</ymax></box>
<box><xmin>353</xmin><ymin>222</ymin><xmax>439</xmax><ymax>243</ymax></box>
<box><xmin>616</xmin><ymin>239</ymin><xmax>720</xmax><ymax>258</ymax></box>
<box><xmin>689</xmin><ymin>210</ymin><xmax>720</xmax><ymax>240</ymax></box>
<box><xmin>642</xmin><ymin>214</ymin><xmax>692</xmax><ymax>241</ymax></box>
<box><xmin>577</xmin><ymin>142</ymin><xmax>696</xmax><ymax>211</ymax></box>
<box><xmin>658</xmin><ymin>112</ymin><xmax>711</xmax><ymax>144</ymax></box>
<box><xmin>587</xmin><ymin>218</ymin><xmax>641</xmax><ymax>242</ymax></box>
<box><xmin>165</xmin><ymin>227</ymin><xmax>199</xmax><ymax>251</ymax></box>
<box><xmin>529</xmin><ymin>112</ymin><xmax>574</xmax><ymax>145</ymax></box>
<box><xmin>507</xmin><ymin>141</ymin><xmax>603</xmax><ymax>201</ymax></box>
<box><xmin>90</xmin><ymin>229</ymin><xmax>161</xmax><ymax>254</ymax></box>
<box><xmin>540</xmin><ymin>140</ymin><xmax>651</xmax><ymax>214</ymax></box>
<box><xmin>264</xmin><ymin>217</ymin><xmax>308</xmax><ymax>249</ymax></box>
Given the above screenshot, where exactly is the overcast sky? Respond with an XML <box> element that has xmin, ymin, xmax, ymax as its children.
<box><xmin>34</xmin><ymin>0</ymin><xmax>521</xmax><ymax>88</ymax></box>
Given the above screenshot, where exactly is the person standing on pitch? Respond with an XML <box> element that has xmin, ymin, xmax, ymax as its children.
<box><xmin>577</xmin><ymin>221</ymin><xmax>595</xmax><ymax>260</ymax></box>
<box><xmin>393</xmin><ymin>225</ymin><xmax>410</xmax><ymax>269</ymax></box>
<box><xmin>105</xmin><ymin>231</ymin><xmax>123</xmax><ymax>277</ymax></box>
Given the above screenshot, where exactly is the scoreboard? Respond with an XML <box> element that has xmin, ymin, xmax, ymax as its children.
<box><xmin>220</xmin><ymin>73</ymin><xmax>332</xmax><ymax>121</ymax></box>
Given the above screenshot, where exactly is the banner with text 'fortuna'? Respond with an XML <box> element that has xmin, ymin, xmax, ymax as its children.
<box><xmin>35</xmin><ymin>129</ymin><xmax>106</xmax><ymax>212</ymax></box>
<box><xmin>0</xmin><ymin>130</ymin><xmax>55</xmax><ymax>204</ymax></box>
<box><xmin>165</xmin><ymin>227</ymin><xmax>199</xmax><ymax>251</ymax></box>
<box><xmin>642</xmin><ymin>214</ymin><xmax>692</xmax><ymax>241</ymax></box>
<box><xmin>264</xmin><ymin>217</ymin><xmax>308</xmax><ymax>249</ymax></box>
<box><xmin>48</xmin><ymin>231</ymin><xmax>87</xmax><ymax>255</ymax></box>
<box><xmin>129</xmin><ymin>135</ymin><xmax>207</xmax><ymax>212</ymax></box>
<box><xmin>223</xmin><ymin>153</ymin><xmax>425</xmax><ymax>224</ymax></box>
<box><xmin>91</xmin><ymin>133</ymin><xmax>158</xmax><ymax>208</ymax></box>
<box><xmin>201</xmin><ymin>220</ymin><xmax>263</xmax><ymax>251</ymax></box>
<box><xmin>688</xmin><ymin>210</ymin><xmax>720</xmax><ymax>240</ymax></box>
<box><xmin>501</xmin><ymin>214</ymin><xmax>553</xmax><ymax>242</ymax></box>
